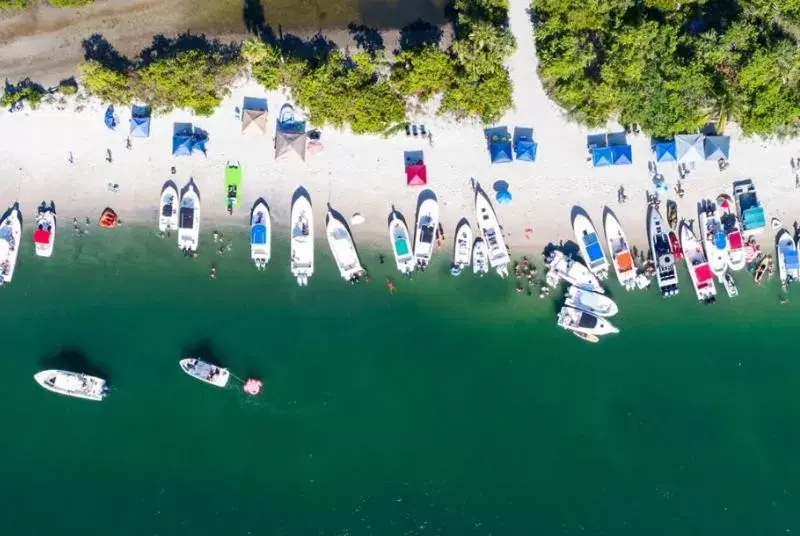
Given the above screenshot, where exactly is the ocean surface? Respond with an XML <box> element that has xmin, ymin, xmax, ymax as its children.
<box><xmin>1</xmin><ymin>224</ymin><xmax>799</xmax><ymax>536</ymax></box>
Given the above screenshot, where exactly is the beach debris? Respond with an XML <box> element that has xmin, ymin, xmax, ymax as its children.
<box><xmin>351</xmin><ymin>213</ymin><xmax>365</xmax><ymax>225</ymax></box>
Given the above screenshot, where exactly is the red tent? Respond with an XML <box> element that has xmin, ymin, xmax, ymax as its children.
<box><xmin>405</xmin><ymin>163</ymin><xmax>427</xmax><ymax>186</ymax></box>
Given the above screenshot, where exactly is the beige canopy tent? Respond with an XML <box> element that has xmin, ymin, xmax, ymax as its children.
<box><xmin>275</xmin><ymin>129</ymin><xmax>307</xmax><ymax>161</ymax></box>
<box><xmin>241</xmin><ymin>108</ymin><xmax>267</xmax><ymax>135</ymax></box>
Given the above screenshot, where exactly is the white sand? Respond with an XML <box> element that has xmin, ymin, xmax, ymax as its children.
<box><xmin>0</xmin><ymin>0</ymin><xmax>798</xmax><ymax>264</ymax></box>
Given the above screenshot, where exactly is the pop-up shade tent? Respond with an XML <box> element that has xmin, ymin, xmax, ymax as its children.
<box><xmin>241</xmin><ymin>109</ymin><xmax>267</xmax><ymax>135</ymax></box>
<box><xmin>172</xmin><ymin>135</ymin><xmax>194</xmax><ymax>156</ymax></box>
<box><xmin>514</xmin><ymin>139</ymin><xmax>537</xmax><ymax>162</ymax></box>
<box><xmin>611</xmin><ymin>144</ymin><xmax>632</xmax><ymax>165</ymax></box>
<box><xmin>405</xmin><ymin>163</ymin><xmax>427</xmax><ymax>186</ymax></box>
<box><xmin>496</xmin><ymin>189</ymin><xmax>512</xmax><ymax>205</ymax></box>
<box><xmin>592</xmin><ymin>146</ymin><xmax>614</xmax><ymax>167</ymax></box>
<box><xmin>704</xmin><ymin>136</ymin><xmax>730</xmax><ymax>161</ymax></box>
<box><xmin>654</xmin><ymin>141</ymin><xmax>677</xmax><ymax>162</ymax></box>
<box><xmin>489</xmin><ymin>138</ymin><xmax>513</xmax><ymax>164</ymax></box>
<box><xmin>130</xmin><ymin>116</ymin><xmax>150</xmax><ymax>138</ymax></box>
<box><xmin>104</xmin><ymin>105</ymin><xmax>116</xmax><ymax>130</ymax></box>
<box><xmin>675</xmin><ymin>134</ymin><xmax>704</xmax><ymax>163</ymax></box>
<box><xmin>275</xmin><ymin>104</ymin><xmax>307</xmax><ymax>161</ymax></box>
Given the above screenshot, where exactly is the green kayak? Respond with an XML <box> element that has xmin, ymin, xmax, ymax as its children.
<box><xmin>225</xmin><ymin>162</ymin><xmax>242</xmax><ymax>210</ymax></box>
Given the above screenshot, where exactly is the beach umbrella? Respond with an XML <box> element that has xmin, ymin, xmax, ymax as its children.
<box><xmin>104</xmin><ymin>105</ymin><xmax>116</xmax><ymax>130</ymax></box>
<box><xmin>351</xmin><ymin>213</ymin><xmax>365</xmax><ymax>225</ymax></box>
<box><xmin>496</xmin><ymin>189</ymin><xmax>512</xmax><ymax>206</ymax></box>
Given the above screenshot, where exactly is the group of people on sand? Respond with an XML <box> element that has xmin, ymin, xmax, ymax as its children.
<box><xmin>72</xmin><ymin>216</ymin><xmax>96</xmax><ymax>236</ymax></box>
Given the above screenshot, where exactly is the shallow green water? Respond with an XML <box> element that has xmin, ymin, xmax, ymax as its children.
<box><xmin>1</xmin><ymin>225</ymin><xmax>799</xmax><ymax>536</ymax></box>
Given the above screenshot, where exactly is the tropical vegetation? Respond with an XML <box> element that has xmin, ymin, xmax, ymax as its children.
<box><xmin>533</xmin><ymin>0</ymin><xmax>800</xmax><ymax>137</ymax></box>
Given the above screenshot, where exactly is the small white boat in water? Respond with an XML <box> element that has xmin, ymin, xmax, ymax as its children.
<box><xmin>451</xmin><ymin>219</ymin><xmax>473</xmax><ymax>276</ymax></box>
<box><xmin>290</xmin><ymin>195</ymin><xmax>313</xmax><ymax>285</ymax></box>
<box><xmin>722</xmin><ymin>272</ymin><xmax>738</xmax><ymax>298</ymax></box>
<box><xmin>34</xmin><ymin>370</ymin><xmax>107</xmax><ymax>401</ymax></box>
<box><xmin>413</xmin><ymin>196</ymin><xmax>439</xmax><ymax>271</ymax></box>
<box><xmin>0</xmin><ymin>206</ymin><xmax>22</xmax><ymax>285</ymax></box>
<box><xmin>33</xmin><ymin>208</ymin><xmax>55</xmax><ymax>258</ymax></box>
<box><xmin>680</xmin><ymin>221</ymin><xmax>716</xmax><ymax>303</ymax></box>
<box><xmin>158</xmin><ymin>184</ymin><xmax>179</xmax><ymax>233</ymax></box>
<box><xmin>179</xmin><ymin>358</ymin><xmax>230</xmax><ymax>388</ymax></box>
<box><xmin>251</xmin><ymin>200</ymin><xmax>271</xmax><ymax>271</ymax></box>
<box><xmin>177</xmin><ymin>182</ymin><xmax>200</xmax><ymax>253</ymax></box>
<box><xmin>564</xmin><ymin>286</ymin><xmax>618</xmax><ymax>317</ymax></box>
<box><xmin>572</xmin><ymin>212</ymin><xmax>609</xmax><ymax>280</ymax></box>
<box><xmin>699</xmin><ymin>199</ymin><xmax>728</xmax><ymax>278</ymax></box>
<box><xmin>648</xmin><ymin>206</ymin><xmax>679</xmax><ymax>297</ymax></box>
<box><xmin>388</xmin><ymin>211</ymin><xmax>414</xmax><ymax>275</ymax></box>
<box><xmin>545</xmin><ymin>250</ymin><xmax>604</xmax><ymax>293</ymax></box>
<box><xmin>716</xmin><ymin>194</ymin><xmax>745</xmax><ymax>271</ymax></box>
<box><xmin>603</xmin><ymin>209</ymin><xmax>636</xmax><ymax>290</ymax></box>
<box><xmin>472</xmin><ymin>237</ymin><xmax>489</xmax><ymax>276</ymax></box>
<box><xmin>776</xmin><ymin>228</ymin><xmax>799</xmax><ymax>287</ymax></box>
<box><xmin>475</xmin><ymin>189</ymin><xmax>509</xmax><ymax>278</ymax></box>
<box><xmin>557</xmin><ymin>305</ymin><xmax>619</xmax><ymax>336</ymax></box>
<box><xmin>326</xmin><ymin>209</ymin><xmax>363</xmax><ymax>282</ymax></box>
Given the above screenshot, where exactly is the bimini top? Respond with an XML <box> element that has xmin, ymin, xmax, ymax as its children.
<box><xmin>33</xmin><ymin>229</ymin><xmax>51</xmax><ymax>244</ymax></box>
<box><xmin>695</xmin><ymin>264</ymin><xmax>713</xmax><ymax>285</ymax></box>
<box><xmin>784</xmin><ymin>248</ymin><xmax>799</xmax><ymax>271</ymax></box>
<box><xmin>584</xmin><ymin>233</ymin><xmax>604</xmax><ymax>262</ymax></box>
<box><xmin>714</xmin><ymin>231</ymin><xmax>727</xmax><ymax>250</ymax></box>
<box><xmin>251</xmin><ymin>224</ymin><xmax>267</xmax><ymax>245</ymax></box>
<box><xmin>728</xmin><ymin>231</ymin><xmax>743</xmax><ymax>249</ymax></box>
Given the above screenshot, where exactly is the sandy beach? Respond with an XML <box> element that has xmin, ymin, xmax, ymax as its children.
<box><xmin>1</xmin><ymin>0</ymin><xmax>798</xmax><ymax>261</ymax></box>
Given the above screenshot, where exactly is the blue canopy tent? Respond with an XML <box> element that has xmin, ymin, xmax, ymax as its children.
<box><xmin>611</xmin><ymin>144</ymin><xmax>632</xmax><ymax>165</ymax></box>
<box><xmin>704</xmin><ymin>136</ymin><xmax>730</xmax><ymax>161</ymax></box>
<box><xmin>496</xmin><ymin>189</ymin><xmax>512</xmax><ymax>205</ymax></box>
<box><xmin>490</xmin><ymin>139</ymin><xmax>513</xmax><ymax>164</ymax></box>
<box><xmin>514</xmin><ymin>139</ymin><xmax>537</xmax><ymax>162</ymax></box>
<box><xmin>130</xmin><ymin>116</ymin><xmax>151</xmax><ymax>138</ymax></box>
<box><xmin>655</xmin><ymin>141</ymin><xmax>677</xmax><ymax>162</ymax></box>
<box><xmin>592</xmin><ymin>147</ymin><xmax>614</xmax><ymax>167</ymax></box>
<box><xmin>172</xmin><ymin>135</ymin><xmax>194</xmax><ymax>156</ymax></box>
<box><xmin>104</xmin><ymin>105</ymin><xmax>116</xmax><ymax>130</ymax></box>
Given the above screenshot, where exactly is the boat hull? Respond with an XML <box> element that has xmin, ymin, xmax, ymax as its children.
<box><xmin>34</xmin><ymin>210</ymin><xmax>55</xmax><ymax>258</ymax></box>
<box><xmin>565</xmin><ymin>286</ymin><xmax>618</xmax><ymax>317</ymax></box>
<box><xmin>290</xmin><ymin>196</ymin><xmax>313</xmax><ymax>283</ymax></box>
<box><xmin>0</xmin><ymin>208</ymin><xmax>21</xmax><ymax>285</ymax></box>
<box><xmin>572</xmin><ymin>212</ymin><xmax>609</xmax><ymax>279</ymax></box>
<box><xmin>179</xmin><ymin>358</ymin><xmax>230</xmax><ymax>388</ymax></box>
<box><xmin>649</xmin><ymin>207</ymin><xmax>679</xmax><ymax>297</ymax></box>
<box><xmin>251</xmin><ymin>200</ymin><xmax>272</xmax><ymax>269</ymax></box>
<box><xmin>413</xmin><ymin>197</ymin><xmax>439</xmax><ymax>269</ymax></box>
<box><xmin>716</xmin><ymin>194</ymin><xmax>746</xmax><ymax>271</ymax></box>
<box><xmin>388</xmin><ymin>213</ymin><xmax>414</xmax><ymax>275</ymax></box>
<box><xmin>699</xmin><ymin>201</ymin><xmax>728</xmax><ymax>278</ymax></box>
<box><xmin>557</xmin><ymin>305</ymin><xmax>619</xmax><ymax>336</ymax></box>
<box><xmin>452</xmin><ymin>220</ymin><xmax>473</xmax><ymax>270</ymax></box>
<box><xmin>603</xmin><ymin>209</ymin><xmax>636</xmax><ymax>290</ymax></box>
<box><xmin>680</xmin><ymin>222</ymin><xmax>716</xmax><ymax>302</ymax></box>
<box><xmin>546</xmin><ymin>251</ymin><xmax>604</xmax><ymax>293</ymax></box>
<box><xmin>34</xmin><ymin>370</ymin><xmax>107</xmax><ymax>401</ymax></box>
<box><xmin>326</xmin><ymin>210</ymin><xmax>363</xmax><ymax>281</ymax></box>
<box><xmin>776</xmin><ymin>228</ymin><xmax>799</xmax><ymax>285</ymax></box>
<box><xmin>177</xmin><ymin>183</ymin><xmax>200</xmax><ymax>252</ymax></box>
<box><xmin>159</xmin><ymin>185</ymin><xmax>179</xmax><ymax>232</ymax></box>
<box><xmin>475</xmin><ymin>189</ymin><xmax>509</xmax><ymax>277</ymax></box>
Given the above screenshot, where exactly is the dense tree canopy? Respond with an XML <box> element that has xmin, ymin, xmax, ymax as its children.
<box><xmin>533</xmin><ymin>0</ymin><xmax>800</xmax><ymax>136</ymax></box>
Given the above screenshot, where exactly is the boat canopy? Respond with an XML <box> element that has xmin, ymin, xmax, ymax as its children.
<box><xmin>714</xmin><ymin>232</ymin><xmax>726</xmax><ymax>250</ymax></box>
<box><xmin>251</xmin><ymin>223</ymin><xmax>267</xmax><ymax>245</ymax></box>
<box><xmin>729</xmin><ymin>231</ymin><xmax>743</xmax><ymax>249</ymax></box>
<box><xmin>785</xmin><ymin>248</ymin><xmax>799</xmax><ymax>270</ymax></box>
<box><xmin>584</xmin><ymin>233</ymin><xmax>604</xmax><ymax>261</ymax></box>
<box><xmin>33</xmin><ymin>229</ymin><xmax>50</xmax><ymax>244</ymax></box>
<box><xmin>616</xmin><ymin>251</ymin><xmax>633</xmax><ymax>272</ymax></box>
<box><xmin>695</xmin><ymin>264</ymin><xmax>713</xmax><ymax>283</ymax></box>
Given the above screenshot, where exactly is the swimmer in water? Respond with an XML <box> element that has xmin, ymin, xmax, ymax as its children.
<box><xmin>386</xmin><ymin>278</ymin><xmax>396</xmax><ymax>294</ymax></box>
<box><xmin>210</xmin><ymin>265</ymin><xmax>216</xmax><ymax>280</ymax></box>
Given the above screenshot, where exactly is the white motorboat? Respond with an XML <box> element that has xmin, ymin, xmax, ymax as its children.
<box><xmin>680</xmin><ymin>221</ymin><xmax>716</xmax><ymax>303</ymax></box>
<box><xmin>326</xmin><ymin>209</ymin><xmax>364</xmax><ymax>281</ymax></box>
<box><xmin>472</xmin><ymin>237</ymin><xmax>489</xmax><ymax>276</ymax></box>
<box><xmin>572</xmin><ymin>212</ymin><xmax>609</xmax><ymax>279</ymax></box>
<box><xmin>545</xmin><ymin>250</ymin><xmax>604</xmax><ymax>293</ymax></box>
<box><xmin>475</xmin><ymin>189</ymin><xmax>509</xmax><ymax>278</ymax></box>
<box><xmin>722</xmin><ymin>272</ymin><xmax>739</xmax><ymax>298</ymax></box>
<box><xmin>33</xmin><ymin>208</ymin><xmax>55</xmax><ymax>258</ymax></box>
<box><xmin>564</xmin><ymin>286</ymin><xmax>618</xmax><ymax>317</ymax></box>
<box><xmin>290</xmin><ymin>195</ymin><xmax>313</xmax><ymax>285</ymax></box>
<box><xmin>34</xmin><ymin>370</ymin><xmax>107</xmax><ymax>401</ymax></box>
<box><xmin>451</xmin><ymin>219</ymin><xmax>473</xmax><ymax>276</ymax></box>
<box><xmin>648</xmin><ymin>206</ymin><xmax>679</xmax><ymax>297</ymax></box>
<box><xmin>413</xmin><ymin>197</ymin><xmax>439</xmax><ymax>271</ymax></box>
<box><xmin>0</xmin><ymin>206</ymin><xmax>22</xmax><ymax>285</ymax></box>
<box><xmin>179</xmin><ymin>358</ymin><xmax>230</xmax><ymax>388</ymax></box>
<box><xmin>699</xmin><ymin>199</ymin><xmax>728</xmax><ymax>278</ymax></box>
<box><xmin>177</xmin><ymin>182</ymin><xmax>200</xmax><ymax>253</ymax></box>
<box><xmin>388</xmin><ymin>211</ymin><xmax>414</xmax><ymax>275</ymax></box>
<box><xmin>557</xmin><ymin>305</ymin><xmax>619</xmax><ymax>336</ymax></box>
<box><xmin>716</xmin><ymin>194</ymin><xmax>745</xmax><ymax>271</ymax></box>
<box><xmin>733</xmin><ymin>179</ymin><xmax>766</xmax><ymax>235</ymax></box>
<box><xmin>776</xmin><ymin>228</ymin><xmax>799</xmax><ymax>286</ymax></box>
<box><xmin>251</xmin><ymin>200</ymin><xmax>271</xmax><ymax>271</ymax></box>
<box><xmin>603</xmin><ymin>209</ymin><xmax>636</xmax><ymax>290</ymax></box>
<box><xmin>158</xmin><ymin>184</ymin><xmax>179</xmax><ymax>232</ymax></box>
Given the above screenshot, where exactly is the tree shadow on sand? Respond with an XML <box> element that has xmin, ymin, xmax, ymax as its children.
<box><xmin>138</xmin><ymin>33</ymin><xmax>240</xmax><ymax>66</ymax></box>
<box><xmin>81</xmin><ymin>34</ymin><xmax>132</xmax><ymax>71</ymax></box>
<box><xmin>398</xmin><ymin>19</ymin><xmax>443</xmax><ymax>51</ymax></box>
<box><xmin>348</xmin><ymin>23</ymin><xmax>384</xmax><ymax>54</ymax></box>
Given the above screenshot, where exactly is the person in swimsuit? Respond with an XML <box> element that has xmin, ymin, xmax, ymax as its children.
<box><xmin>386</xmin><ymin>278</ymin><xmax>396</xmax><ymax>294</ymax></box>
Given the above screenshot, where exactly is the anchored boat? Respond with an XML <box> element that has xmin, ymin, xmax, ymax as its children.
<box><xmin>177</xmin><ymin>181</ymin><xmax>200</xmax><ymax>253</ymax></box>
<box><xmin>388</xmin><ymin>210</ymin><xmax>414</xmax><ymax>275</ymax></box>
<box><xmin>413</xmin><ymin>196</ymin><xmax>439</xmax><ymax>271</ymax></box>
<box><xmin>451</xmin><ymin>219</ymin><xmax>473</xmax><ymax>276</ymax></box>
<box><xmin>250</xmin><ymin>200</ymin><xmax>271</xmax><ymax>271</ymax></box>
<box><xmin>648</xmin><ymin>206</ymin><xmax>679</xmax><ymax>297</ymax></box>
<box><xmin>716</xmin><ymin>194</ymin><xmax>745</xmax><ymax>271</ymax></box>
<box><xmin>0</xmin><ymin>205</ymin><xmax>21</xmax><ymax>286</ymax></box>
<box><xmin>776</xmin><ymin>228</ymin><xmax>799</xmax><ymax>287</ymax></box>
<box><xmin>734</xmin><ymin>179</ymin><xmax>766</xmax><ymax>235</ymax></box>
<box><xmin>475</xmin><ymin>189</ymin><xmax>510</xmax><ymax>278</ymax></box>
<box><xmin>557</xmin><ymin>305</ymin><xmax>619</xmax><ymax>336</ymax></box>
<box><xmin>603</xmin><ymin>209</ymin><xmax>636</xmax><ymax>290</ymax></box>
<box><xmin>326</xmin><ymin>209</ymin><xmax>363</xmax><ymax>282</ymax></box>
<box><xmin>472</xmin><ymin>237</ymin><xmax>489</xmax><ymax>276</ymax></box>
<box><xmin>545</xmin><ymin>250</ymin><xmax>604</xmax><ymax>293</ymax></box>
<box><xmin>564</xmin><ymin>286</ymin><xmax>618</xmax><ymax>317</ymax></box>
<box><xmin>572</xmin><ymin>212</ymin><xmax>609</xmax><ymax>280</ymax></box>
<box><xmin>699</xmin><ymin>200</ymin><xmax>728</xmax><ymax>278</ymax></box>
<box><xmin>680</xmin><ymin>221</ymin><xmax>716</xmax><ymax>303</ymax></box>
<box><xmin>34</xmin><ymin>370</ymin><xmax>107</xmax><ymax>401</ymax></box>
<box><xmin>290</xmin><ymin>194</ymin><xmax>313</xmax><ymax>285</ymax></box>
<box><xmin>179</xmin><ymin>358</ymin><xmax>230</xmax><ymax>388</ymax></box>
<box><xmin>33</xmin><ymin>207</ymin><xmax>55</xmax><ymax>258</ymax></box>
<box><xmin>159</xmin><ymin>183</ymin><xmax>179</xmax><ymax>233</ymax></box>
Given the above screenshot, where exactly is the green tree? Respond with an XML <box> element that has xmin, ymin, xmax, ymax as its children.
<box><xmin>48</xmin><ymin>0</ymin><xmax>93</xmax><ymax>6</ymax></box>
<box><xmin>242</xmin><ymin>38</ymin><xmax>283</xmax><ymax>90</ymax></box>
<box><xmin>0</xmin><ymin>0</ymin><xmax>29</xmax><ymax>9</ymax></box>
<box><xmin>440</xmin><ymin>68</ymin><xmax>513</xmax><ymax>122</ymax></box>
<box><xmin>391</xmin><ymin>47</ymin><xmax>455</xmax><ymax>101</ymax></box>
<box><xmin>79</xmin><ymin>60</ymin><xmax>132</xmax><ymax>104</ymax></box>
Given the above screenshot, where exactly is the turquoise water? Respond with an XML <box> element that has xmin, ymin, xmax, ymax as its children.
<box><xmin>1</xmin><ymin>225</ymin><xmax>799</xmax><ymax>535</ymax></box>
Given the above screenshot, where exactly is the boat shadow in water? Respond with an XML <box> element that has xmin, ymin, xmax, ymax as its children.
<box><xmin>183</xmin><ymin>339</ymin><xmax>226</xmax><ymax>368</ymax></box>
<box><xmin>39</xmin><ymin>347</ymin><xmax>111</xmax><ymax>384</ymax></box>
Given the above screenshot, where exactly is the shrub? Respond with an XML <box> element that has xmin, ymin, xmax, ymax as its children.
<box><xmin>0</xmin><ymin>0</ymin><xmax>29</xmax><ymax>10</ymax></box>
<box><xmin>1</xmin><ymin>80</ymin><xmax>45</xmax><ymax>109</ymax></box>
<box><xmin>48</xmin><ymin>0</ymin><xmax>94</xmax><ymax>6</ymax></box>
<box><xmin>391</xmin><ymin>47</ymin><xmax>455</xmax><ymax>101</ymax></box>
<box><xmin>80</xmin><ymin>60</ymin><xmax>132</xmax><ymax>104</ymax></box>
